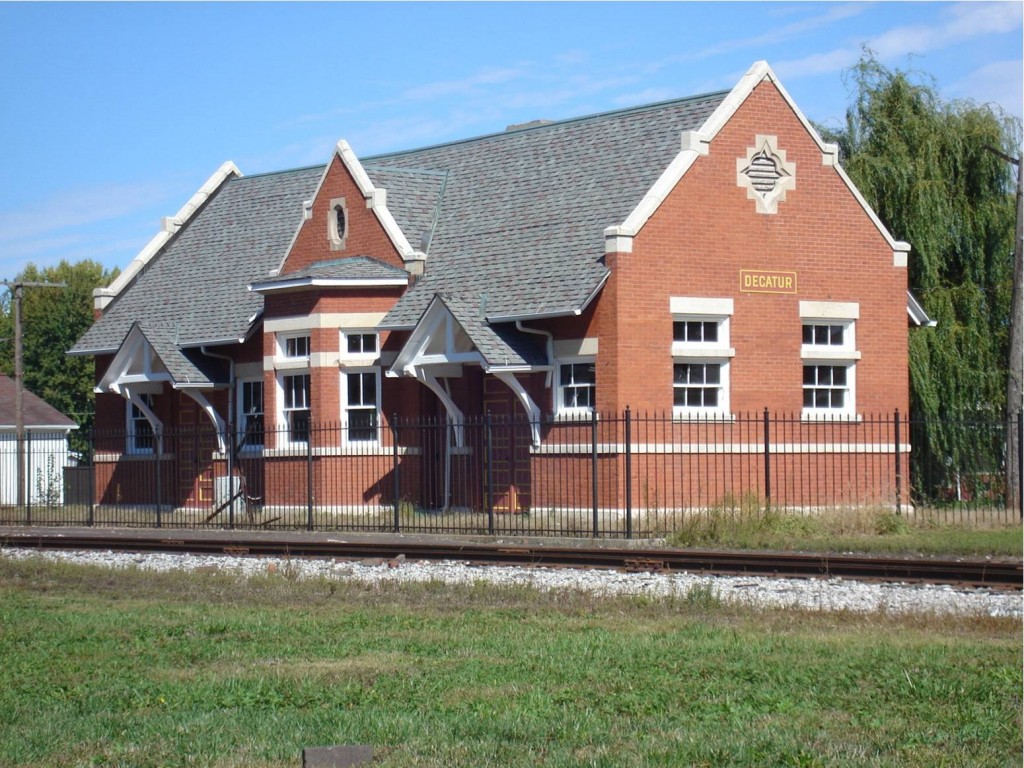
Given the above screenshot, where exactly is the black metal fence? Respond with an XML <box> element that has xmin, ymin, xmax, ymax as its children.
<box><xmin>2</xmin><ymin>410</ymin><xmax>1021</xmax><ymax>537</ymax></box>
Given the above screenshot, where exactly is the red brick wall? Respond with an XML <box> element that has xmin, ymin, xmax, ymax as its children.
<box><xmin>598</xmin><ymin>79</ymin><xmax>909</xmax><ymax>419</ymax></box>
<box><xmin>280</xmin><ymin>154</ymin><xmax>406</xmax><ymax>275</ymax></box>
<box><xmin>260</xmin><ymin>288</ymin><xmax>406</xmax><ymax>440</ymax></box>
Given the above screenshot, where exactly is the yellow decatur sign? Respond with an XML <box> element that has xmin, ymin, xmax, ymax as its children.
<box><xmin>740</xmin><ymin>269</ymin><xmax>797</xmax><ymax>294</ymax></box>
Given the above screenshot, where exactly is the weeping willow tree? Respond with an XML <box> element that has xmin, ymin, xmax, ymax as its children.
<box><xmin>822</xmin><ymin>54</ymin><xmax>1019</xmax><ymax>505</ymax></box>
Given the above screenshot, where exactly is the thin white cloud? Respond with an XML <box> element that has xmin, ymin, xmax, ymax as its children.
<box><xmin>679</xmin><ymin>2</ymin><xmax>868</xmax><ymax>62</ymax></box>
<box><xmin>870</xmin><ymin>2</ymin><xmax>1021</xmax><ymax>59</ymax></box>
<box><xmin>556</xmin><ymin>50</ymin><xmax>589</xmax><ymax>66</ymax></box>
<box><xmin>948</xmin><ymin>60</ymin><xmax>1024</xmax><ymax>118</ymax></box>
<box><xmin>612</xmin><ymin>87</ymin><xmax>677</xmax><ymax>107</ymax></box>
<box><xmin>0</xmin><ymin>181</ymin><xmax>169</xmax><ymax>245</ymax></box>
<box><xmin>768</xmin><ymin>1</ymin><xmax>1022</xmax><ymax>88</ymax></box>
<box><xmin>0</xmin><ymin>228</ymin><xmax>159</xmax><ymax>281</ymax></box>
<box><xmin>401</xmin><ymin>67</ymin><xmax>526</xmax><ymax>101</ymax></box>
<box><xmin>772</xmin><ymin>49</ymin><xmax>863</xmax><ymax>81</ymax></box>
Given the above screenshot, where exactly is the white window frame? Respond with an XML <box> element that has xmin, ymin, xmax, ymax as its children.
<box><xmin>236</xmin><ymin>378</ymin><xmax>265</xmax><ymax>452</ymax></box>
<box><xmin>279</xmin><ymin>333</ymin><xmax>311</xmax><ymax>361</ymax></box>
<box><xmin>341</xmin><ymin>367</ymin><xmax>381</xmax><ymax>445</ymax></box>
<box><xmin>341</xmin><ymin>330</ymin><xmax>379</xmax><ymax>359</ymax></box>
<box><xmin>801</xmin><ymin>320</ymin><xmax>856</xmax><ymax>356</ymax></box>
<box><xmin>328</xmin><ymin>197</ymin><xmax>348</xmax><ymax>250</ymax></box>
<box><xmin>799</xmin><ymin>302</ymin><xmax>859</xmax><ymax>420</ymax></box>
<box><xmin>340</xmin><ymin>330</ymin><xmax>381</xmax><ymax>445</ymax></box>
<box><xmin>555</xmin><ymin>357</ymin><xmax>596</xmax><ymax>419</ymax></box>
<box><xmin>671</xmin><ymin>297</ymin><xmax>734</xmax><ymax>420</ymax></box>
<box><xmin>126</xmin><ymin>393</ymin><xmax>156</xmax><ymax>455</ymax></box>
<box><xmin>278</xmin><ymin>371</ymin><xmax>311</xmax><ymax>446</ymax></box>
<box><xmin>801</xmin><ymin>363</ymin><xmax>856</xmax><ymax>417</ymax></box>
<box><xmin>673</xmin><ymin>359</ymin><xmax>729</xmax><ymax>417</ymax></box>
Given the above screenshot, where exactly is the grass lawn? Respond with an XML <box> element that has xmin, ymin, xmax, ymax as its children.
<box><xmin>0</xmin><ymin>555</ymin><xmax>1020</xmax><ymax>767</ymax></box>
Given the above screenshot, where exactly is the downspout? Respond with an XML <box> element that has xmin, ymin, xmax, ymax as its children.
<box><xmin>442</xmin><ymin>378</ymin><xmax>454</xmax><ymax>512</ymax></box>
<box><xmin>515</xmin><ymin>321</ymin><xmax>554</xmax><ymax>388</ymax></box>
<box><xmin>201</xmin><ymin>346</ymin><xmax>235</xmax><ymax>454</ymax></box>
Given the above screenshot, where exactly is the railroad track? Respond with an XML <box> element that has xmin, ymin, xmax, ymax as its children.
<box><xmin>1</xmin><ymin>528</ymin><xmax>1020</xmax><ymax>590</ymax></box>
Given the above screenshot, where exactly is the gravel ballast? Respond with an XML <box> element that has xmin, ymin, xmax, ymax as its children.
<box><xmin>2</xmin><ymin>547</ymin><xmax>1020</xmax><ymax>618</ymax></box>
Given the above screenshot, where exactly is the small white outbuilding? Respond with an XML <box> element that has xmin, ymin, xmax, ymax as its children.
<box><xmin>0</xmin><ymin>375</ymin><xmax>78</xmax><ymax>506</ymax></box>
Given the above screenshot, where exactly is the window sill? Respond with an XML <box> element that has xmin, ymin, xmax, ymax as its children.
<box><xmin>95</xmin><ymin>452</ymin><xmax>175</xmax><ymax>462</ymax></box>
<box><xmin>552</xmin><ymin>410</ymin><xmax>597</xmax><ymax>423</ymax></box>
<box><xmin>671</xmin><ymin>346</ymin><xmax>735</xmax><ymax>359</ymax></box>
<box><xmin>800</xmin><ymin>349</ymin><xmax>861</xmax><ymax>361</ymax></box>
<box><xmin>261</xmin><ymin>445</ymin><xmax>423</xmax><ymax>458</ymax></box>
<box><xmin>800</xmin><ymin>412</ymin><xmax>862</xmax><ymax>423</ymax></box>
<box><xmin>274</xmin><ymin>359</ymin><xmax>310</xmax><ymax>371</ymax></box>
<box><xmin>672</xmin><ymin>411</ymin><xmax>734</xmax><ymax>423</ymax></box>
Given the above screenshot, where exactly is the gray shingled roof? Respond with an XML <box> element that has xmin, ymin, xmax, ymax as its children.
<box><xmin>362</xmin><ymin>167</ymin><xmax>447</xmax><ymax>252</ymax></box>
<box><xmin>71</xmin><ymin>166</ymin><xmax>323</xmax><ymax>354</ymax></box>
<box><xmin>131</xmin><ymin>322</ymin><xmax>227</xmax><ymax>386</ymax></box>
<box><xmin>370</xmin><ymin>91</ymin><xmax>729</xmax><ymax>328</ymax></box>
<box><xmin>251</xmin><ymin>256</ymin><xmax>408</xmax><ymax>287</ymax></box>
<box><xmin>72</xmin><ymin>91</ymin><xmax>729</xmax><ymax>366</ymax></box>
<box><xmin>435</xmin><ymin>293</ymin><xmax>546</xmax><ymax>368</ymax></box>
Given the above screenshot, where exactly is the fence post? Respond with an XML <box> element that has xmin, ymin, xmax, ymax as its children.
<box><xmin>87</xmin><ymin>430</ymin><xmax>95</xmax><ymax>527</ymax></box>
<box><xmin>392</xmin><ymin>414</ymin><xmax>401</xmax><ymax>533</ymax></box>
<box><xmin>894</xmin><ymin>409</ymin><xmax>902</xmax><ymax>515</ymax></box>
<box><xmin>155</xmin><ymin>431</ymin><xmax>163</xmax><ymax>529</ymax></box>
<box><xmin>486</xmin><ymin>412</ymin><xmax>494</xmax><ymax>535</ymax></box>
<box><xmin>226</xmin><ymin>428</ymin><xmax>235</xmax><ymax>530</ymax></box>
<box><xmin>625</xmin><ymin>407</ymin><xmax>632</xmax><ymax>539</ymax></box>
<box><xmin>1017</xmin><ymin>409</ymin><xmax>1023</xmax><ymax>520</ymax></box>
<box><xmin>592</xmin><ymin>409</ymin><xmax>599</xmax><ymax>537</ymax></box>
<box><xmin>25</xmin><ymin>431</ymin><xmax>32</xmax><ymax>524</ymax></box>
<box><xmin>762</xmin><ymin>408</ymin><xmax>771</xmax><ymax>510</ymax></box>
<box><xmin>306</xmin><ymin>427</ymin><xmax>314</xmax><ymax>531</ymax></box>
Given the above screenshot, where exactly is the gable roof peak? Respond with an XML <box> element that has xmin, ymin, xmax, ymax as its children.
<box><xmin>270</xmin><ymin>139</ymin><xmax>427</xmax><ymax>279</ymax></box>
<box><xmin>608</xmin><ymin>60</ymin><xmax>910</xmax><ymax>259</ymax></box>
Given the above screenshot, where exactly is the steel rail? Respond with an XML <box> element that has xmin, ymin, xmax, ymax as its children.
<box><xmin>1</xmin><ymin>530</ymin><xmax>1020</xmax><ymax>590</ymax></box>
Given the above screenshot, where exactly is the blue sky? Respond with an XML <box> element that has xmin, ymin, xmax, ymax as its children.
<box><xmin>1</xmin><ymin>1</ymin><xmax>1021</xmax><ymax>282</ymax></box>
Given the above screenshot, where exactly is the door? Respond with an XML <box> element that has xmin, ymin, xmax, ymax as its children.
<box><xmin>482</xmin><ymin>376</ymin><xmax>531</xmax><ymax>514</ymax></box>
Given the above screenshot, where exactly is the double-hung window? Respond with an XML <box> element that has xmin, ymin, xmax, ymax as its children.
<box><xmin>340</xmin><ymin>330</ymin><xmax>381</xmax><ymax>445</ymax></box>
<box><xmin>126</xmin><ymin>393</ymin><xmax>156</xmax><ymax>454</ymax></box>
<box><xmin>671</xmin><ymin>297</ymin><xmax>734</xmax><ymax>419</ymax></box>
<box><xmin>799</xmin><ymin>302</ymin><xmax>859</xmax><ymax>419</ymax></box>
<box><xmin>237</xmin><ymin>379</ymin><xmax>264</xmax><ymax>451</ymax></box>
<box><xmin>282</xmin><ymin>373</ymin><xmax>311</xmax><ymax>444</ymax></box>
<box><xmin>556</xmin><ymin>359</ymin><xmax>596</xmax><ymax>417</ymax></box>
<box><xmin>277</xmin><ymin>333</ymin><xmax>312</xmax><ymax>445</ymax></box>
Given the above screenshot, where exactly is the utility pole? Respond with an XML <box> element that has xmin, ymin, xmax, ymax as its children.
<box><xmin>2</xmin><ymin>280</ymin><xmax>65</xmax><ymax>508</ymax></box>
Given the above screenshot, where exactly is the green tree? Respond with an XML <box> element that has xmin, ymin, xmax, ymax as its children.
<box><xmin>0</xmin><ymin>260</ymin><xmax>119</xmax><ymax>443</ymax></box>
<box><xmin>822</xmin><ymin>53</ymin><xmax>1019</xmax><ymax>503</ymax></box>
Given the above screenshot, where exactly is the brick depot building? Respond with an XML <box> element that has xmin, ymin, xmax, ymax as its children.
<box><xmin>70</xmin><ymin>62</ymin><xmax>930</xmax><ymax>520</ymax></box>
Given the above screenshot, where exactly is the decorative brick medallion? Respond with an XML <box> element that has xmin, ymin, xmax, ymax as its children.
<box><xmin>737</xmin><ymin>134</ymin><xmax>796</xmax><ymax>214</ymax></box>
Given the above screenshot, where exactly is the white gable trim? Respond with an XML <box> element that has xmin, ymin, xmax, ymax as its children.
<box><xmin>97</xmin><ymin>325</ymin><xmax>172</xmax><ymax>393</ymax></box>
<box><xmin>270</xmin><ymin>140</ymin><xmax>426</xmax><ymax>278</ymax></box>
<box><xmin>606</xmin><ymin>60</ymin><xmax>911</xmax><ymax>259</ymax></box>
<box><xmin>93</xmin><ymin>162</ymin><xmax>242</xmax><ymax>311</ymax></box>
<box><xmin>388</xmin><ymin>296</ymin><xmax>484</xmax><ymax>378</ymax></box>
